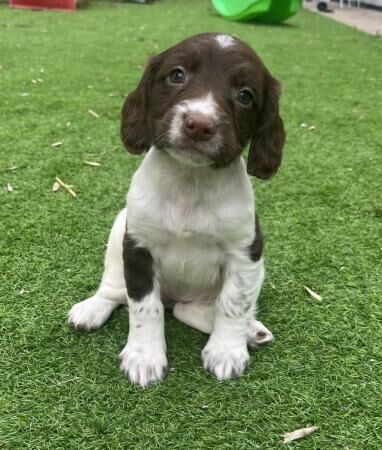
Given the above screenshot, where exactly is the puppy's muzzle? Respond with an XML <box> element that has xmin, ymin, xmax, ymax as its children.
<box><xmin>183</xmin><ymin>113</ymin><xmax>217</xmax><ymax>142</ymax></box>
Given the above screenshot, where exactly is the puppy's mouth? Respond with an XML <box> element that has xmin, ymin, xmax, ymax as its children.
<box><xmin>162</xmin><ymin>143</ymin><xmax>217</xmax><ymax>167</ymax></box>
<box><xmin>169</xmin><ymin>135</ymin><xmax>220</xmax><ymax>154</ymax></box>
<box><xmin>166</xmin><ymin>137</ymin><xmax>224</xmax><ymax>167</ymax></box>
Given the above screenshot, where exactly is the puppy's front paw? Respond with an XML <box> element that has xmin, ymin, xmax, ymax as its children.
<box><xmin>119</xmin><ymin>342</ymin><xmax>168</xmax><ymax>387</ymax></box>
<box><xmin>202</xmin><ymin>338</ymin><xmax>249</xmax><ymax>380</ymax></box>
<box><xmin>68</xmin><ymin>296</ymin><xmax>117</xmax><ymax>330</ymax></box>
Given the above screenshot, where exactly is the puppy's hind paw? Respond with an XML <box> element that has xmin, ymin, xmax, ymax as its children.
<box><xmin>68</xmin><ymin>296</ymin><xmax>118</xmax><ymax>331</ymax></box>
<box><xmin>247</xmin><ymin>319</ymin><xmax>274</xmax><ymax>348</ymax></box>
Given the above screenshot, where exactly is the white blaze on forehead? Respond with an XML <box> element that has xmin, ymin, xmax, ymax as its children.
<box><xmin>215</xmin><ymin>34</ymin><xmax>235</xmax><ymax>48</ymax></box>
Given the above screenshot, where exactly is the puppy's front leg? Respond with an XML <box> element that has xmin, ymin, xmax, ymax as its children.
<box><xmin>202</xmin><ymin>253</ymin><xmax>264</xmax><ymax>380</ymax></box>
<box><xmin>119</xmin><ymin>233</ymin><xmax>167</xmax><ymax>387</ymax></box>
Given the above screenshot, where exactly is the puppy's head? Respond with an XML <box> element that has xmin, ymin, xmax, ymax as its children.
<box><xmin>121</xmin><ymin>33</ymin><xmax>285</xmax><ymax>178</ymax></box>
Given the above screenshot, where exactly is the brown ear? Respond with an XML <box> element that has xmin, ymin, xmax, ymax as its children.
<box><xmin>120</xmin><ymin>55</ymin><xmax>161</xmax><ymax>154</ymax></box>
<box><xmin>247</xmin><ymin>74</ymin><xmax>286</xmax><ymax>179</ymax></box>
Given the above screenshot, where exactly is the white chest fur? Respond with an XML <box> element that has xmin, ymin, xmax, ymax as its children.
<box><xmin>126</xmin><ymin>148</ymin><xmax>255</xmax><ymax>302</ymax></box>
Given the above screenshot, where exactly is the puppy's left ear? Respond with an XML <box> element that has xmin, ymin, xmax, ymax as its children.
<box><xmin>247</xmin><ymin>74</ymin><xmax>286</xmax><ymax>179</ymax></box>
<box><xmin>121</xmin><ymin>55</ymin><xmax>161</xmax><ymax>154</ymax></box>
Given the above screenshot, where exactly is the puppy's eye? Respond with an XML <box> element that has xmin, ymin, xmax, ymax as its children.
<box><xmin>237</xmin><ymin>89</ymin><xmax>254</xmax><ymax>106</ymax></box>
<box><xmin>168</xmin><ymin>68</ymin><xmax>185</xmax><ymax>84</ymax></box>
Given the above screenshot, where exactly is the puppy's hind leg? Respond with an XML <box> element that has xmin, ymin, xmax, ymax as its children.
<box><xmin>68</xmin><ymin>208</ymin><xmax>128</xmax><ymax>330</ymax></box>
<box><xmin>173</xmin><ymin>301</ymin><xmax>273</xmax><ymax>346</ymax></box>
<box><xmin>173</xmin><ymin>300</ymin><xmax>215</xmax><ymax>334</ymax></box>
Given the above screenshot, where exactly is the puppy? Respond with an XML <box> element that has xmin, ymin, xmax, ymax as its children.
<box><xmin>68</xmin><ymin>33</ymin><xmax>285</xmax><ymax>386</ymax></box>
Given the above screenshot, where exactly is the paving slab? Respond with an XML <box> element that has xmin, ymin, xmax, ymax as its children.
<box><xmin>304</xmin><ymin>1</ymin><xmax>382</xmax><ymax>36</ymax></box>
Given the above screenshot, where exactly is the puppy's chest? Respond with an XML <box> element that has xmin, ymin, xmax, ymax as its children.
<box><xmin>127</xmin><ymin>160</ymin><xmax>254</xmax><ymax>300</ymax></box>
<box><xmin>129</xmin><ymin>198</ymin><xmax>237</xmax><ymax>300</ymax></box>
<box><xmin>154</xmin><ymin>232</ymin><xmax>225</xmax><ymax>301</ymax></box>
<box><xmin>136</xmin><ymin>205</ymin><xmax>227</xmax><ymax>296</ymax></box>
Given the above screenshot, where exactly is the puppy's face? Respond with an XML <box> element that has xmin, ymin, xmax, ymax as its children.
<box><xmin>121</xmin><ymin>33</ymin><xmax>285</xmax><ymax>178</ymax></box>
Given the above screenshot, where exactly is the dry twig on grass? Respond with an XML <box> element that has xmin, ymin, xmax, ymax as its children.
<box><xmin>55</xmin><ymin>177</ymin><xmax>77</xmax><ymax>198</ymax></box>
<box><xmin>88</xmin><ymin>109</ymin><xmax>100</xmax><ymax>119</ymax></box>
<box><xmin>84</xmin><ymin>161</ymin><xmax>101</xmax><ymax>167</ymax></box>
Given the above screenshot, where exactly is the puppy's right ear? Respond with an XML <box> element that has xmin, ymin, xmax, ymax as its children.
<box><xmin>121</xmin><ymin>55</ymin><xmax>161</xmax><ymax>154</ymax></box>
<box><xmin>247</xmin><ymin>74</ymin><xmax>285</xmax><ymax>179</ymax></box>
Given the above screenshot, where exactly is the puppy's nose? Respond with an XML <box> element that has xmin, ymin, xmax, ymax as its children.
<box><xmin>183</xmin><ymin>113</ymin><xmax>217</xmax><ymax>142</ymax></box>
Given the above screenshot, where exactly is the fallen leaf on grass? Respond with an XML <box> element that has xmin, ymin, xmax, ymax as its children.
<box><xmin>52</xmin><ymin>141</ymin><xmax>63</xmax><ymax>148</ymax></box>
<box><xmin>88</xmin><ymin>109</ymin><xmax>100</xmax><ymax>119</ymax></box>
<box><xmin>6</xmin><ymin>183</ymin><xmax>13</xmax><ymax>192</ymax></box>
<box><xmin>303</xmin><ymin>286</ymin><xmax>322</xmax><ymax>301</ymax></box>
<box><xmin>55</xmin><ymin>177</ymin><xmax>77</xmax><ymax>198</ymax></box>
<box><xmin>52</xmin><ymin>181</ymin><xmax>61</xmax><ymax>192</ymax></box>
<box><xmin>84</xmin><ymin>161</ymin><xmax>101</xmax><ymax>167</ymax></box>
<box><xmin>283</xmin><ymin>426</ymin><xmax>318</xmax><ymax>444</ymax></box>
<box><xmin>6</xmin><ymin>165</ymin><xmax>25</xmax><ymax>171</ymax></box>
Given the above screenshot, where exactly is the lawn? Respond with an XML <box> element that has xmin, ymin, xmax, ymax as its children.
<box><xmin>1</xmin><ymin>0</ymin><xmax>381</xmax><ymax>448</ymax></box>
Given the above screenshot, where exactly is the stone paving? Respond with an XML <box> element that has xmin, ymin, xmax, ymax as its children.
<box><xmin>304</xmin><ymin>1</ymin><xmax>382</xmax><ymax>36</ymax></box>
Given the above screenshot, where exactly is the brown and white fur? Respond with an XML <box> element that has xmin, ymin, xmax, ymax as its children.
<box><xmin>68</xmin><ymin>33</ymin><xmax>285</xmax><ymax>386</ymax></box>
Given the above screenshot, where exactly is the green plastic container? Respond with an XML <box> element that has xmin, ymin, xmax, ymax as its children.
<box><xmin>211</xmin><ymin>0</ymin><xmax>303</xmax><ymax>23</ymax></box>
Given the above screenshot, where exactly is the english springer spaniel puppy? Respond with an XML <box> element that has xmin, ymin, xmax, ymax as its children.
<box><xmin>68</xmin><ymin>33</ymin><xmax>285</xmax><ymax>386</ymax></box>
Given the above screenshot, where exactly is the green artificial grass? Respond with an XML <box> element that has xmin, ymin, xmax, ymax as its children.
<box><xmin>1</xmin><ymin>1</ymin><xmax>381</xmax><ymax>448</ymax></box>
